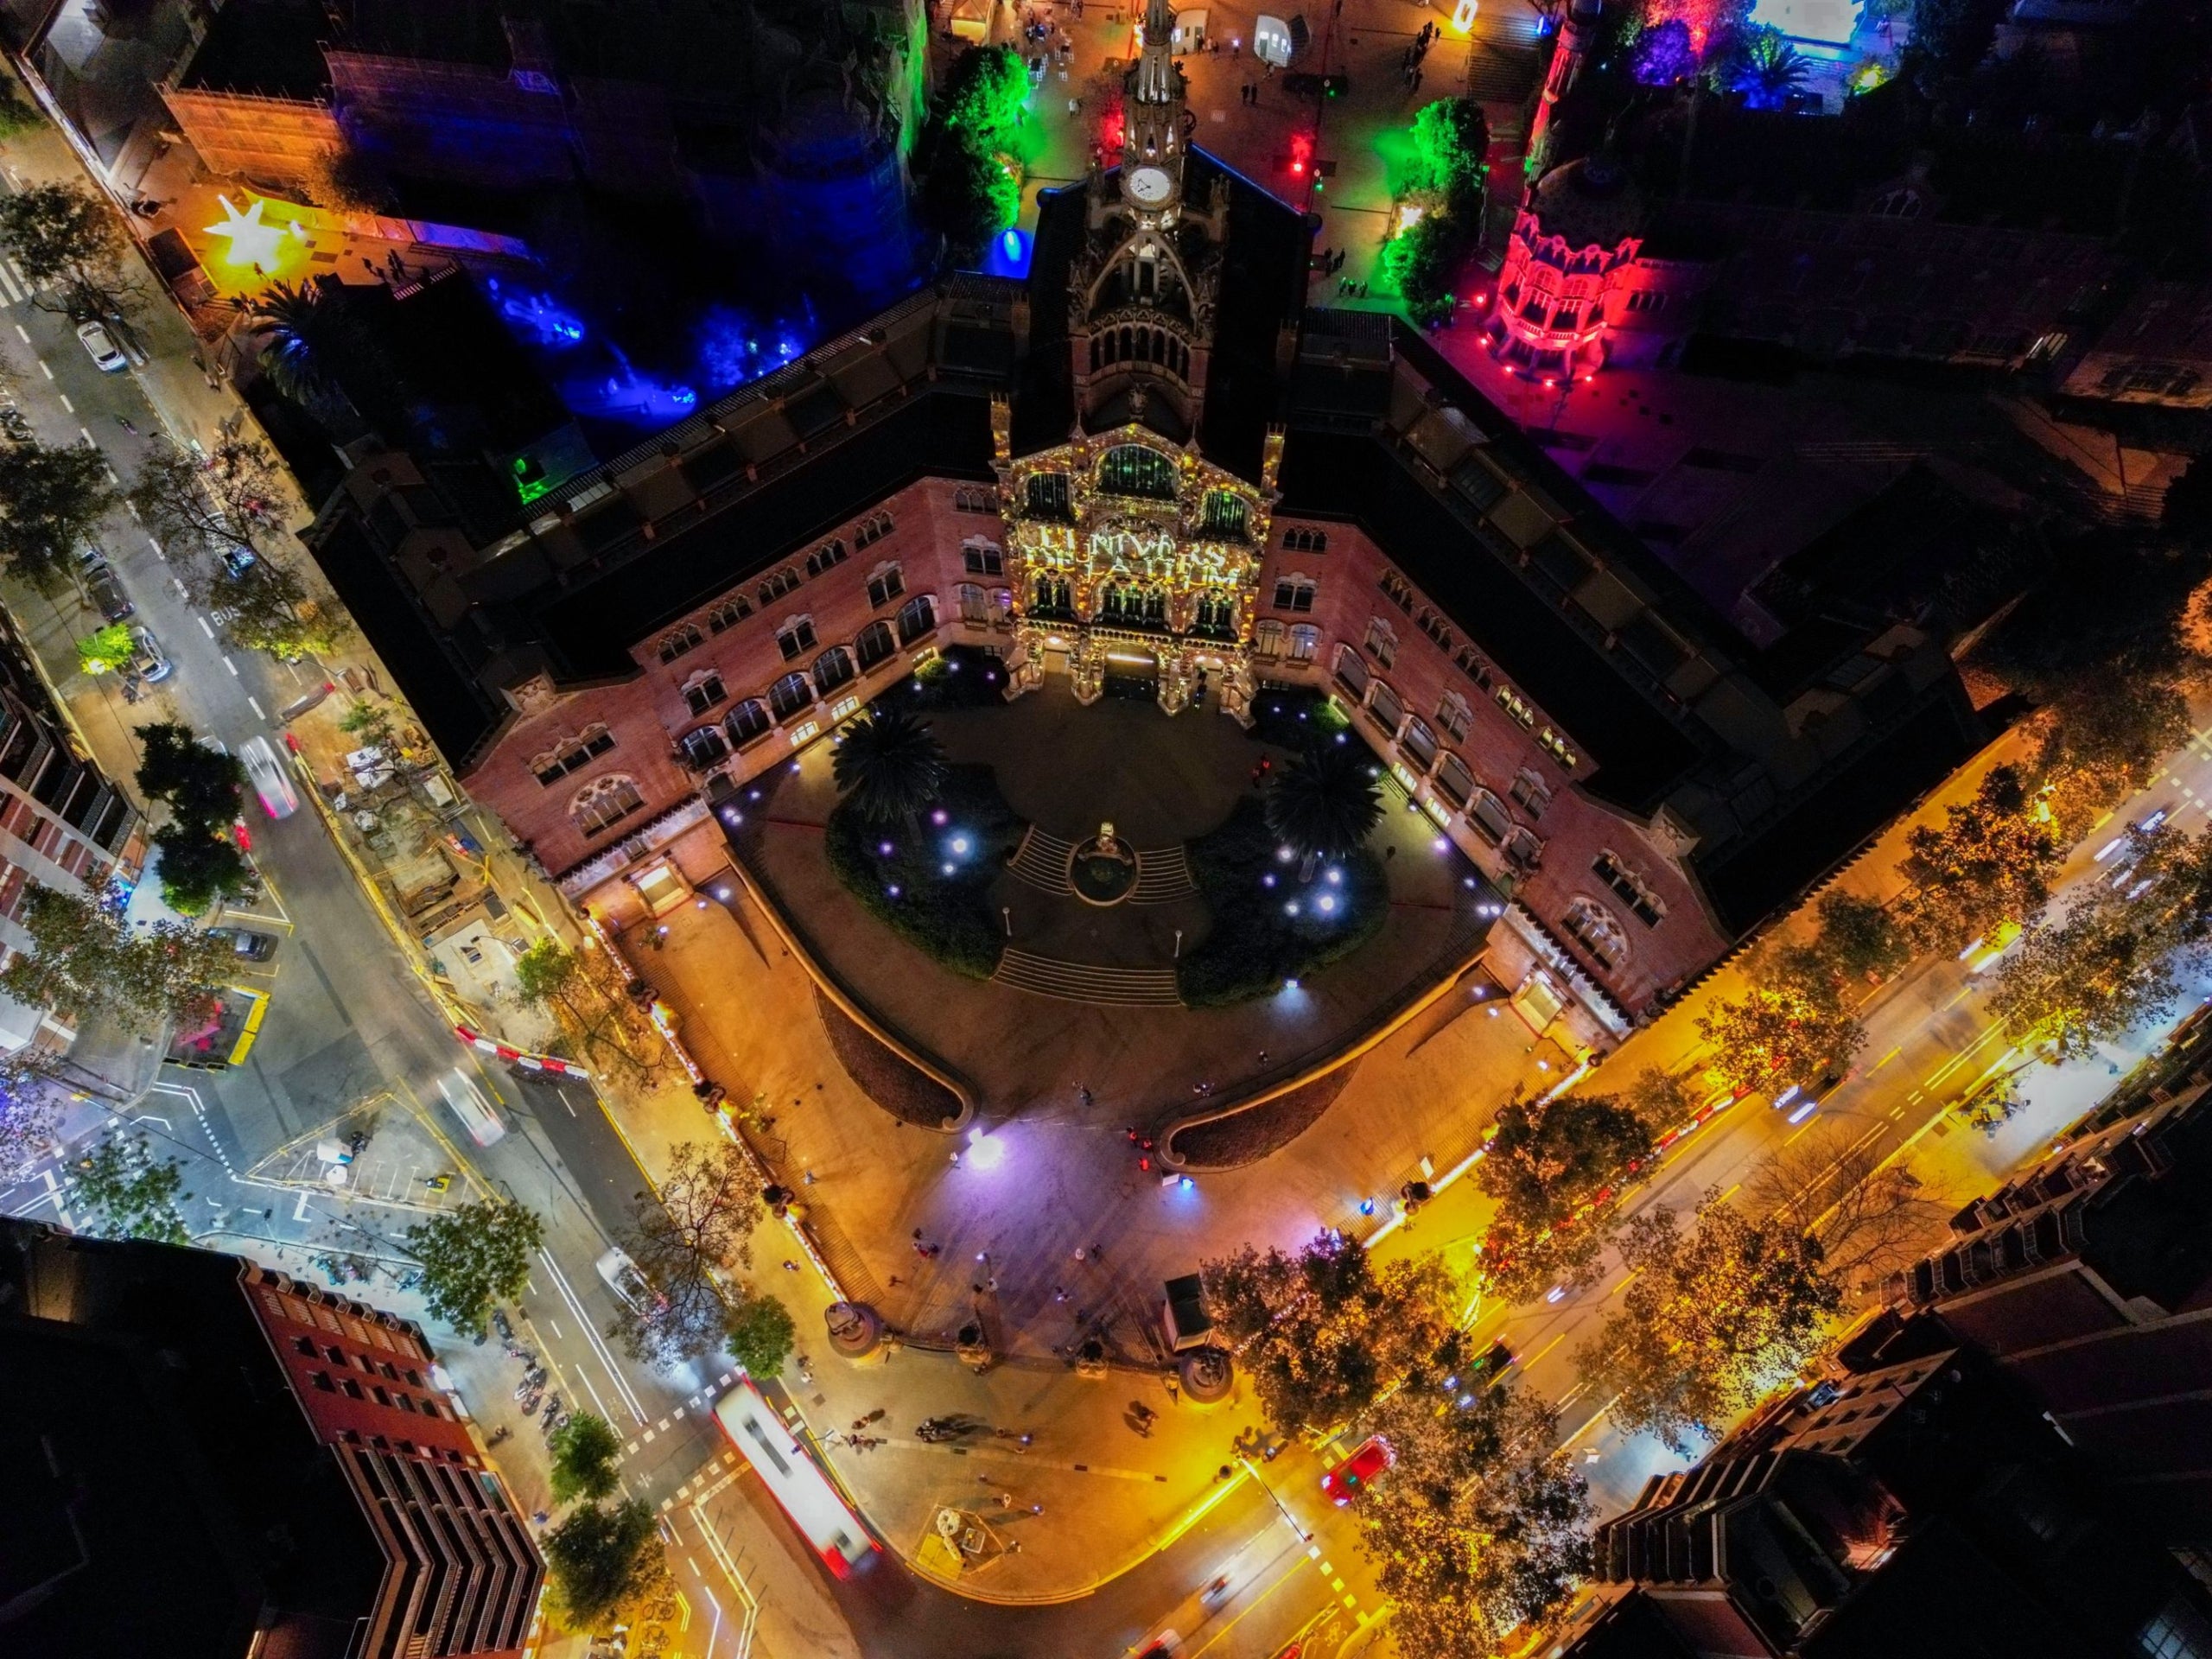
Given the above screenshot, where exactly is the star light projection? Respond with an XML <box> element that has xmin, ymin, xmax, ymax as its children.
<box><xmin>204</xmin><ymin>195</ymin><xmax>307</xmax><ymax>279</ymax></box>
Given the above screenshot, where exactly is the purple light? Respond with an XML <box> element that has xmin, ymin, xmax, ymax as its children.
<box><xmin>880</xmin><ymin>841</ymin><xmax>894</xmax><ymax>855</ymax></box>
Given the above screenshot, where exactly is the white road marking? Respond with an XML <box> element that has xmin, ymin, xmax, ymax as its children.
<box><xmin>247</xmin><ymin>695</ymin><xmax>265</xmax><ymax>721</ymax></box>
<box><xmin>0</xmin><ymin>264</ymin><xmax>22</xmax><ymax>303</ymax></box>
<box><xmin>57</xmin><ymin>393</ymin><xmax>71</xmax><ymax>412</ymax></box>
<box><xmin>77</xmin><ymin>425</ymin><xmax>91</xmax><ymax>445</ymax></box>
<box><xmin>223</xmin><ymin>655</ymin><xmax>238</xmax><ymax>676</ymax></box>
<box><xmin>545</xmin><ymin>1317</ymin><xmax>563</xmax><ymax>1338</ymax></box>
<box><xmin>11</xmin><ymin>323</ymin><xmax>26</xmax><ymax>343</ymax></box>
<box><xmin>147</xmin><ymin>537</ymin><xmax>162</xmax><ymax>556</ymax></box>
<box><xmin>35</xmin><ymin>357</ymin><xmax>49</xmax><ymax>378</ymax></box>
<box><xmin>197</xmin><ymin>615</ymin><xmax>213</xmax><ymax>638</ymax></box>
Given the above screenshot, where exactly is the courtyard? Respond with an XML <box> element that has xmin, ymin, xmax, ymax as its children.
<box><xmin>720</xmin><ymin>672</ymin><xmax>1502</xmax><ymax>1133</ymax></box>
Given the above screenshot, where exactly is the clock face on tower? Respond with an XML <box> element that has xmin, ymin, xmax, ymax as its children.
<box><xmin>1125</xmin><ymin>165</ymin><xmax>1173</xmax><ymax>207</ymax></box>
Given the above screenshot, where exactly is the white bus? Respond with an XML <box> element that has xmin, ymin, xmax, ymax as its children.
<box><xmin>438</xmin><ymin>1069</ymin><xmax>506</xmax><ymax>1147</ymax></box>
<box><xmin>712</xmin><ymin>1380</ymin><xmax>874</xmax><ymax>1574</ymax></box>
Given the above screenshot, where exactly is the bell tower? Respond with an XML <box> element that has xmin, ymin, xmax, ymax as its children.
<box><xmin>1125</xmin><ymin>0</ymin><xmax>1187</xmax><ymax>185</ymax></box>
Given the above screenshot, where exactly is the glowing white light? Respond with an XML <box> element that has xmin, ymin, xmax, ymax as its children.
<box><xmin>205</xmin><ymin>195</ymin><xmax>289</xmax><ymax>270</ymax></box>
<box><xmin>941</xmin><ymin>862</ymin><xmax>956</xmax><ymax>874</ymax></box>
<box><xmin>1319</xmin><ymin>895</ymin><xmax>1337</xmax><ymax>912</ymax></box>
<box><xmin>1433</xmin><ymin>836</ymin><xmax>1449</xmax><ymax>853</ymax></box>
<box><xmin>1285</xmin><ymin>901</ymin><xmax>1300</xmax><ymax>915</ymax></box>
<box><xmin>951</xmin><ymin>836</ymin><xmax>971</xmax><ymax>854</ymax></box>
<box><xmin>932</xmin><ymin>810</ymin><xmax>950</xmax><ymax>825</ymax></box>
<box><xmin>966</xmin><ymin>1126</ymin><xmax>1007</xmax><ymax>1169</ymax></box>
<box><xmin>1325</xmin><ymin>868</ymin><xmax>1342</xmax><ymax>885</ymax></box>
<box><xmin>879</xmin><ymin>841</ymin><xmax>895</xmax><ymax>855</ymax></box>
<box><xmin>1277</xmin><ymin>846</ymin><xmax>1295</xmax><ymax>863</ymax></box>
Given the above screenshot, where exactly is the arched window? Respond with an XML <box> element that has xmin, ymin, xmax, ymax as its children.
<box><xmin>1433</xmin><ymin>753</ymin><xmax>1473</xmax><ymax>806</ymax></box>
<box><xmin>956</xmin><ymin>582</ymin><xmax>991</xmax><ymax>625</ymax></box>
<box><xmin>1193</xmin><ymin>594</ymin><xmax>1236</xmax><ymax>636</ymax></box>
<box><xmin>1437</xmin><ymin>692</ymin><xmax>1471</xmax><ymax>742</ymax></box>
<box><xmin>708</xmin><ymin>596</ymin><xmax>750</xmax><ymax>633</ymax></box>
<box><xmin>1333</xmin><ymin>643</ymin><xmax>1370</xmax><ymax>697</ymax></box>
<box><xmin>1283</xmin><ymin>527</ymin><xmax>1328</xmax><ymax>554</ymax></box>
<box><xmin>1378</xmin><ymin>571</ymin><xmax>1414</xmax><ymax>613</ymax></box>
<box><xmin>1368</xmin><ymin>680</ymin><xmax>1405</xmax><ymax>736</ymax></box>
<box><xmin>963</xmin><ymin>540</ymin><xmax>1004</xmax><ymax>576</ymax></box>
<box><xmin>1593</xmin><ymin>851</ymin><xmax>1665</xmax><ymax>926</ymax></box>
<box><xmin>657</xmin><ymin>624</ymin><xmax>702</xmax><ymax>664</ymax></box>
<box><xmin>1288</xmin><ymin>624</ymin><xmax>1320</xmax><ymax>664</ymax></box>
<box><xmin>1364</xmin><ymin>616</ymin><xmax>1397</xmax><ymax>668</ymax></box>
<box><xmin>895</xmin><ymin>594</ymin><xmax>938</xmax><ymax>645</ymax></box>
<box><xmin>1510</xmin><ymin>767</ymin><xmax>1552</xmax><ymax>818</ymax></box>
<box><xmin>813</xmin><ymin>646</ymin><xmax>855</xmax><ymax>696</ymax></box>
<box><xmin>759</xmin><ymin>567</ymin><xmax>800</xmax><ymax>604</ymax></box>
<box><xmin>769</xmin><ymin>672</ymin><xmax>814</xmax><ymax>721</ymax></box>
<box><xmin>854</xmin><ymin>512</ymin><xmax>894</xmax><ymax>549</ymax></box>
<box><xmin>1200</xmin><ymin>491</ymin><xmax>1248</xmax><ymax>539</ymax></box>
<box><xmin>681</xmin><ymin>670</ymin><xmax>727</xmax><ymax>717</ymax></box>
<box><xmin>867</xmin><ymin>563</ymin><xmax>906</xmax><ymax>607</ymax></box>
<box><xmin>1271</xmin><ymin>577</ymin><xmax>1315</xmax><ymax>612</ymax></box>
<box><xmin>1400</xmin><ymin>715</ymin><xmax>1437</xmax><ymax>770</ymax></box>
<box><xmin>776</xmin><ymin>616</ymin><xmax>817</xmax><ymax>661</ymax></box>
<box><xmin>952</xmin><ymin>486</ymin><xmax>995</xmax><ymax>513</ymax></box>
<box><xmin>804</xmin><ymin>538</ymin><xmax>848</xmax><ymax>578</ymax></box>
<box><xmin>1418</xmin><ymin>609</ymin><xmax>1452</xmax><ymax>651</ymax></box>
<box><xmin>571</xmin><ymin>775</ymin><xmax>645</xmax><ymax>839</ymax></box>
<box><xmin>1097</xmin><ymin>444</ymin><xmax>1177</xmax><ymax>499</ymax></box>
<box><xmin>1024</xmin><ymin>473</ymin><xmax>1071</xmax><ymax>521</ymax></box>
<box><xmin>1562</xmin><ymin>897</ymin><xmax>1628</xmax><ymax>969</ymax></box>
<box><xmin>1468</xmin><ymin>787</ymin><xmax>1513</xmax><ymax>844</ymax></box>
<box><xmin>855</xmin><ymin>620</ymin><xmax>895</xmax><ymax>670</ymax></box>
<box><xmin>679</xmin><ymin>724</ymin><xmax>728</xmax><ymax>770</ymax></box>
<box><xmin>1033</xmin><ymin>575</ymin><xmax>1072</xmax><ymax>614</ymax></box>
<box><xmin>726</xmin><ymin>700</ymin><xmax>771</xmax><ymax>746</ymax></box>
<box><xmin>1253</xmin><ymin>619</ymin><xmax>1285</xmax><ymax>659</ymax></box>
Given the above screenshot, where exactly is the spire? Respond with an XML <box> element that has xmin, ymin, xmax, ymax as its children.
<box><xmin>1135</xmin><ymin>0</ymin><xmax>1179</xmax><ymax>105</ymax></box>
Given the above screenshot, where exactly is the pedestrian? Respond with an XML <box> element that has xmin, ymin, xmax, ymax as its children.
<box><xmin>986</xmin><ymin>1275</ymin><xmax>1000</xmax><ymax>1292</ymax></box>
<box><xmin>1090</xmin><ymin>1243</ymin><xmax>1103</xmax><ymax>1260</ymax></box>
<box><xmin>889</xmin><ymin>1274</ymin><xmax>905</xmax><ymax>1287</ymax></box>
<box><xmin>783</xmin><ymin>1259</ymin><xmax>799</xmax><ymax>1272</ymax></box>
<box><xmin>1054</xmin><ymin>1286</ymin><xmax>1070</xmax><ymax>1302</ymax></box>
<box><xmin>802</xmin><ymin>1169</ymin><xmax>817</xmax><ymax>1185</ymax></box>
<box><xmin>1031</xmin><ymin>1503</ymin><xmax>1044</xmax><ymax>1515</ymax></box>
<box><xmin>1073</xmin><ymin>1247</ymin><xmax>1086</xmax><ymax>1262</ymax></box>
<box><xmin>1386</xmin><ymin>843</ymin><xmax>1397</xmax><ymax>860</ymax></box>
<box><xmin>1257</xmin><ymin>1048</ymin><xmax>1269</xmax><ymax>1065</ymax></box>
<box><xmin>1068</xmin><ymin>95</ymin><xmax>1079</xmax><ymax>115</ymax></box>
<box><xmin>1079</xmin><ymin>1084</ymin><xmax>1094</xmax><ymax>1108</ymax></box>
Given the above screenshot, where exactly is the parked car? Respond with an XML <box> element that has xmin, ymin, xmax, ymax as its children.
<box><xmin>75</xmin><ymin>319</ymin><xmax>127</xmax><ymax>372</ymax></box>
<box><xmin>130</xmin><ymin>625</ymin><xmax>170</xmax><ymax>683</ymax></box>
<box><xmin>207</xmin><ymin>925</ymin><xmax>276</xmax><ymax>961</ymax></box>
<box><xmin>1320</xmin><ymin>1434</ymin><xmax>1395</xmax><ymax>1505</ymax></box>
<box><xmin>239</xmin><ymin>735</ymin><xmax>298</xmax><ymax>819</ymax></box>
<box><xmin>79</xmin><ymin>550</ymin><xmax>131</xmax><ymax>623</ymax></box>
<box><xmin>595</xmin><ymin>1246</ymin><xmax>654</xmax><ymax>1313</ymax></box>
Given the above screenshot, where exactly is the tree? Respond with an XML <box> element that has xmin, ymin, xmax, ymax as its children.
<box><xmin>1955</xmin><ymin>1066</ymin><xmax>2026</xmax><ymax>1135</ymax></box>
<box><xmin>1381</xmin><ymin>212</ymin><xmax>1461</xmax><ymax>326</ymax></box>
<box><xmin>937</xmin><ymin>44</ymin><xmax>1029</xmax><ymax>144</ymax></box>
<box><xmin>1747</xmin><ymin>1122</ymin><xmax>1949</xmax><ymax>1293</ymax></box>
<box><xmin>0</xmin><ymin>885</ymin><xmax>231</xmax><ymax>1034</ymax></box>
<box><xmin>1695</xmin><ymin>982</ymin><xmax>1866</xmax><ymax>1097</ymax></box>
<box><xmin>403</xmin><ymin>1198</ymin><xmax>544</xmax><ymax>1338</ymax></box>
<box><xmin>0</xmin><ymin>181</ymin><xmax>137</xmax><ymax>321</ymax></box>
<box><xmin>549</xmin><ymin>1412</ymin><xmax>623</xmax><ymax>1504</ymax></box>
<box><xmin>129</xmin><ymin>437</ymin><xmax>288</xmax><ymax>575</ymax></box>
<box><xmin>2034</xmin><ymin>678</ymin><xmax>2191</xmax><ymax>842</ymax></box>
<box><xmin>1265</xmin><ymin>743</ymin><xmax>1384</xmax><ymax>878</ymax></box>
<box><xmin>542</xmin><ymin>1499</ymin><xmax>668</xmax><ymax>1634</ymax></box>
<box><xmin>919</xmin><ymin>145</ymin><xmax>1020</xmax><ymax>261</ymax></box>
<box><xmin>151</xmin><ymin>824</ymin><xmax>253</xmax><ymax>917</ymax></box>
<box><xmin>1734</xmin><ymin>27</ymin><xmax>1808</xmax><ymax>106</ymax></box>
<box><xmin>1986</xmin><ymin>873</ymin><xmax>2194</xmax><ymax>1063</ymax></box>
<box><xmin>1359</xmin><ymin>1382</ymin><xmax>1592</xmax><ymax>1659</ymax></box>
<box><xmin>1620</xmin><ymin>1064</ymin><xmax>1696</xmax><ymax>1125</ymax></box>
<box><xmin>723</xmin><ymin>1287</ymin><xmax>797</xmax><ymax>1378</ymax></box>
<box><xmin>137</xmin><ymin>721</ymin><xmax>247</xmax><ymax>825</ymax></box>
<box><xmin>302</xmin><ymin>143</ymin><xmax>396</xmax><ymax>214</ymax></box>
<box><xmin>210</xmin><ymin>561</ymin><xmax>348</xmax><ymax>661</ymax></box>
<box><xmin>1575</xmin><ymin>1195</ymin><xmax>1841</xmax><ymax>1452</ymax></box>
<box><xmin>1805</xmin><ymin>891</ymin><xmax>1911</xmax><ymax>986</ymax></box>
<box><xmin>0</xmin><ymin>417</ymin><xmax>120</xmax><ymax>590</ymax></box>
<box><xmin>1200</xmin><ymin>1230</ymin><xmax>1456</xmax><ymax>1433</ymax></box>
<box><xmin>0</xmin><ymin>1059</ymin><xmax>60</xmax><ymax>1182</ymax></box>
<box><xmin>240</xmin><ymin>280</ymin><xmax>371</xmax><ymax>413</ymax></box>
<box><xmin>1408</xmin><ymin>96</ymin><xmax>1490</xmax><ymax>211</ymax></box>
<box><xmin>1893</xmin><ymin>764</ymin><xmax>2059</xmax><ymax>957</ymax></box>
<box><xmin>70</xmin><ymin>1133</ymin><xmax>192</xmax><ymax>1244</ymax></box>
<box><xmin>76</xmin><ymin>621</ymin><xmax>136</xmax><ymax>676</ymax></box>
<box><xmin>830</xmin><ymin>708</ymin><xmax>950</xmax><ymax>824</ymax></box>
<box><xmin>608</xmin><ymin>1141</ymin><xmax>759</xmax><ymax>1372</ymax></box>
<box><xmin>513</xmin><ymin>937</ymin><xmax>664</xmax><ymax>1080</ymax></box>
<box><xmin>1474</xmin><ymin>1091</ymin><xmax>1654</xmax><ymax>1303</ymax></box>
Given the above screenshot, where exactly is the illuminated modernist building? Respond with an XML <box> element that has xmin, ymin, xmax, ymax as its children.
<box><xmin>302</xmin><ymin>9</ymin><xmax>1982</xmax><ymax>1046</ymax></box>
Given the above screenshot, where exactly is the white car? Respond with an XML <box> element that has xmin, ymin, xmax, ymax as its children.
<box><xmin>437</xmin><ymin>1068</ymin><xmax>506</xmax><ymax>1147</ymax></box>
<box><xmin>75</xmin><ymin>319</ymin><xmax>126</xmax><ymax>372</ymax></box>
<box><xmin>239</xmin><ymin>735</ymin><xmax>298</xmax><ymax>819</ymax></box>
<box><xmin>595</xmin><ymin>1246</ymin><xmax>653</xmax><ymax>1313</ymax></box>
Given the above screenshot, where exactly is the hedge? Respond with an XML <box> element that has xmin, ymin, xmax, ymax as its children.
<box><xmin>1176</xmin><ymin>797</ymin><xmax>1389</xmax><ymax>1006</ymax></box>
<box><xmin>823</xmin><ymin>762</ymin><xmax>1022</xmax><ymax>978</ymax></box>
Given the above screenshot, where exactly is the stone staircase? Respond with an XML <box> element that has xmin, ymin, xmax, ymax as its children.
<box><xmin>994</xmin><ymin>949</ymin><xmax>1183</xmax><ymax>1006</ymax></box>
<box><xmin>1131</xmin><ymin>846</ymin><xmax>1198</xmax><ymax>904</ymax></box>
<box><xmin>1008</xmin><ymin>826</ymin><xmax>1075</xmax><ymax>892</ymax></box>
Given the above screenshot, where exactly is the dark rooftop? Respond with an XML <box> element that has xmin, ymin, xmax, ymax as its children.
<box><xmin>178</xmin><ymin>0</ymin><xmax>333</xmax><ymax>101</ymax></box>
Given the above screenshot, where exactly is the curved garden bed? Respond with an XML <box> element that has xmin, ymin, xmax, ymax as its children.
<box><xmin>813</xmin><ymin>986</ymin><xmax>964</xmax><ymax>1128</ymax></box>
<box><xmin>822</xmin><ymin>762</ymin><xmax>1023</xmax><ymax>978</ymax></box>
<box><xmin>1175</xmin><ymin>797</ymin><xmax>1389</xmax><ymax>1006</ymax></box>
<box><xmin>1166</xmin><ymin>1062</ymin><xmax>1361</xmax><ymax>1169</ymax></box>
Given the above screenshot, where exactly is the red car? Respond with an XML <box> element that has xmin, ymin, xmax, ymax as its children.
<box><xmin>1320</xmin><ymin>1434</ymin><xmax>1395</xmax><ymax>1505</ymax></box>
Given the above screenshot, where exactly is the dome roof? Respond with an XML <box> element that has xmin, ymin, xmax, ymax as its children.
<box><xmin>1527</xmin><ymin>156</ymin><xmax>1646</xmax><ymax>251</ymax></box>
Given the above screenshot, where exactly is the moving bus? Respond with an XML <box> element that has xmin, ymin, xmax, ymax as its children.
<box><xmin>437</xmin><ymin>1068</ymin><xmax>507</xmax><ymax>1147</ymax></box>
<box><xmin>712</xmin><ymin>1379</ymin><xmax>874</xmax><ymax>1574</ymax></box>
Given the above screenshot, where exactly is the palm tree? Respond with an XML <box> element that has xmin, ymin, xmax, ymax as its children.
<box><xmin>1738</xmin><ymin>30</ymin><xmax>1808</xmax><ymax>110</ymax></box>
<box><xmin>832</xmin><ymin>709</ymin><xmax>950</xmax><ymax>825</ymax></box>
<box><xmin>1265</xmin><ymin>741</ymin><xmax>1384</xmax><ymax>879</ymax></box>
<box><xmin>239</xmin><ymin>281</ymin><xmax>359</xmax><ymax>407</ymax></box>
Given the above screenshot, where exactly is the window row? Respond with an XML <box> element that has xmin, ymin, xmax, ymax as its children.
<box><xmin>1090</xmin><ymin>327</ymin><xmax>1192</xmax><ymax>382</ymax></box>
<box><xmin>1281</xmin><ymin>527</ymin><xmax>1328</xmax><ymax>554</ymax></box>
<box><xmin>531</xmin><ymin>725</ymin><xmax>615</xmax><ymax>787</ymax></box>
<box><xmin>1251</xmin><ymin>620</ymin><xmax>1320</xmax><ymax>663</ymax></box>
<box><xmin>952</xmin><ymin>486</ymin><xmax>996</xmax><ymax>513</ymax></box>
<box><xmin>1593</xmin><ymin>851</ymin><xmax>1665</xmax><ymax>926</ymax></box>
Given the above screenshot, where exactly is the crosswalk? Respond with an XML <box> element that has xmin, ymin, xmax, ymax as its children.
<box><xmin>0</xmin><ymin>253</ymin><xmax>47</xmax><ymax>306</ymax></box>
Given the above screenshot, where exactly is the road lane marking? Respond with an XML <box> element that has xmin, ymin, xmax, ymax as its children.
<box><xmin>1871</xmin><ymin>1046</ymin><xmax>1902</xmax><ymax>1071</ymax></box>
<box><xmin>35</xmin><ymin>357</ymin><xmax>49</xmax><ymax>378</ymax></box>
<box><xmin>223</xmin><ymin>655</ymin><xmax>238</xmax><ymax>675</ymax></box>
<box><xmin>11</xmin><ymin>323</ymin><xmax>25</xmax><ymax>342</ymax></box>
<box><xmin>147</xmin><ymin>536</ymin><xmax>162</xmax><ymax>556</ymax></box>
<box><xmin>247</xmin><ymin>696</ymin><xmax>265</xmax><ymax>720</ymax></box>
<box><xmin>197</xmin><ymin>615</ymin><xmax>213</xmax><ymax>638</ymax></box>
<box><xmin>77</xmin><ymin>426</ymin><xmax>91</xmax><ymax>444</ymax></box>
<box><xmin>545</xmin><ymin>1317</ymin><xmax>563</xmax><ymax>1338</ymax></box>
<box><xmin>58</xmin><ymin>393</ymin><xmax>71</xmax><ymax>411</ymax></box>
